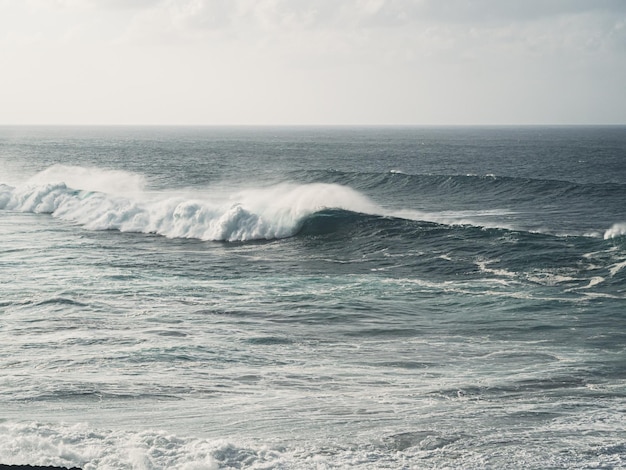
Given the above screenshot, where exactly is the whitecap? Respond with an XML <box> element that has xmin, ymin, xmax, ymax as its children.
<box><xmin>604</xmin><ymin>222</ymin><xmax>626</xmax><ymax>240</ymax></box>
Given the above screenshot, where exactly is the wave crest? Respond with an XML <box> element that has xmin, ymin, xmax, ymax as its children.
<box><xmin>604</xmin><ymin>222</ymin><xmax>626</xmax><ymax>240</ymax></box>
<box><xmin>0</xmin><ymin>179</ymin><xmax>379</xmax><ymax>242</ymax></box>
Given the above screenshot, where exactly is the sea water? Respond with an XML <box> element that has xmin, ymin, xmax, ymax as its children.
<box><xmin>0</xmin><ymin>126</ymin><xmax>625</xmax><ymax>469</ymax></box>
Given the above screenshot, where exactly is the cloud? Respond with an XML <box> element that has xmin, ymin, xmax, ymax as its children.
<box><xmin>25</xmin><ymin>0</ymin><xmax>161</xmax><ymax>9</ymax></box>
<box><xmin>117</xmin><ymin>0</ymin><xmax>626</xmax><ymax>30</ymax></box>
<box><xmin>402</xmin><ymin>0</ymin><xmax>626</xmax><ymax>24</ymax></box>
<box><xmin>110</xmin><ymin>0</ymin><xmax>626</xmax><ymax>56</ymax></box>
<box><xmin>0</xmin><ymin>0</ymin><xmax>624</xmax><ymax>124</ymax></box>
<box><xmin>9</xmin><ymin>0</ymin><xmax>623</xmax><ymax>58</ymax></box>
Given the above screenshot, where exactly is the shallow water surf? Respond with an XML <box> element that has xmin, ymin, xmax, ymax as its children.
<box><xmin>1</xmin><ymin>126</ymin><xmax>625</xmax><ymax>469</ymax></box>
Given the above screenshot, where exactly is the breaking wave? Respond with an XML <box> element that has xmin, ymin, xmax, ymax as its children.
<box><xmin>1</xmin><ymin>166</ymin><xmax>621</xmax><ymax>242</ymax></box>
<box><xmin>604</xmin><ymin>222</ymin><xmax>626</xmax><ymax>240</ymax></box>
<box><xmin>0</xmin><ymin>167</ymin><xmax>380</xmax><ymax>242</ymax></box>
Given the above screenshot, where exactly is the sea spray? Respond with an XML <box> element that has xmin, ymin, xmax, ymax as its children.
<box><xmin>604</xmin><ymin>222</ymin><xmax>626</xmax><ymax>240</ymax></box>
<box><xmin>26</xmin><ymin>164</ymin><xmax>146</xmax><ymax>195</ymax></box>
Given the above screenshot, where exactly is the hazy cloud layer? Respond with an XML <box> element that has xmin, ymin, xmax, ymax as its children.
<box><xmin>1</xmin><ymin>0</ymin><xmax>624</xmax><ymax>124</ymax></box>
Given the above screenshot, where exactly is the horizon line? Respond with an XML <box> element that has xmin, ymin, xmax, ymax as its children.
<box><xmin>1</xmin><ymin>123</ymin><xmax>625</xmax><ymax>128</ymax></box>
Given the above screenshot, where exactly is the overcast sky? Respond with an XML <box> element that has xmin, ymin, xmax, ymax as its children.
<box><xmin>1</xmin><ymin>0</ymin><xmax>625</xmax><ymax>125</ymax></box>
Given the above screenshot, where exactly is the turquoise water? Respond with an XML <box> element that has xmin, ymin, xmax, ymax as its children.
<box><xmin>1</xmin><ymin>126</ymin><xmax>625</xmax><ymax>469</ymax></box>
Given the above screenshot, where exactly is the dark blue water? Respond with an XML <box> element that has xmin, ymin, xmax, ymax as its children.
<box><xmin>1</xmin><ymin>126</ymin><xmax>625</xmax><ymax>469</ymax></box>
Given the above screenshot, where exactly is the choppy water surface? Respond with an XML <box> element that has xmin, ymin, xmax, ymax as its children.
<box><xmin>1</xmin><ymin>126</ymin><xmax>625</xmax><ymax>469</ymax></box>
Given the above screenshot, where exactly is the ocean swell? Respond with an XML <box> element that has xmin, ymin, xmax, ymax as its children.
<box><xmin>2</xmin><ymin>166</ymin><xmax>620</xmax><ymax>242</ymax></box>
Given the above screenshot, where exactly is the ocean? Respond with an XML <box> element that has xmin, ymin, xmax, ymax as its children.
<box><xmin>0</xmin><ymin>126</ymin><xmax>624</xmax><ymax>469</ymax></box>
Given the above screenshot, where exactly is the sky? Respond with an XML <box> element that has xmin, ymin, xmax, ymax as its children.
<box><xmin>0</xmin><ymin>0</ymin><xmax>625</xmax><ymax>125</ymax></box>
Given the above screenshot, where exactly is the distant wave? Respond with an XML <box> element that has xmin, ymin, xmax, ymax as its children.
<box><xmin>604</xmin><ymin>222</ymin><xmax>626</xmax><ymax>240</ymax></box>
<box><xmin>289</xmin><ymin>169</ymin><xmax>626</xmax><ymax>201</ymax></box>
<box><xmin>1</xmin><ymin>166</ymin><xmax>620</xmax><ymax>242</ymax></box>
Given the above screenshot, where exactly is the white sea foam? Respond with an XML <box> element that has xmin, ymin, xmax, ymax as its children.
<box><xmin>580</xmin><ymin>276</ymin><xmax>605</xmax><ymax>289</ymax></box>
<box><xmin>609</xmin><ymin>260</ymin><xmax>626</xmax><ymax>277</ymax></box>
<box><xmin>475</xmin><ymin>259</ymin><xmax>517</xmax><ymax>278</ymax></box>
<box><xmin>392</xmin><ymin>208</ymin><xmax>516</xmax><ymax>230</ymax></box>
<box><xmin>10</xmin><ymin>419</ymin><xmax>619</xmax><ymax>470</ymax></box>
<box><xmin>0</xmin><ymin>421</ymin><xmax>218</xmax><ymax>470</ymax></box>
